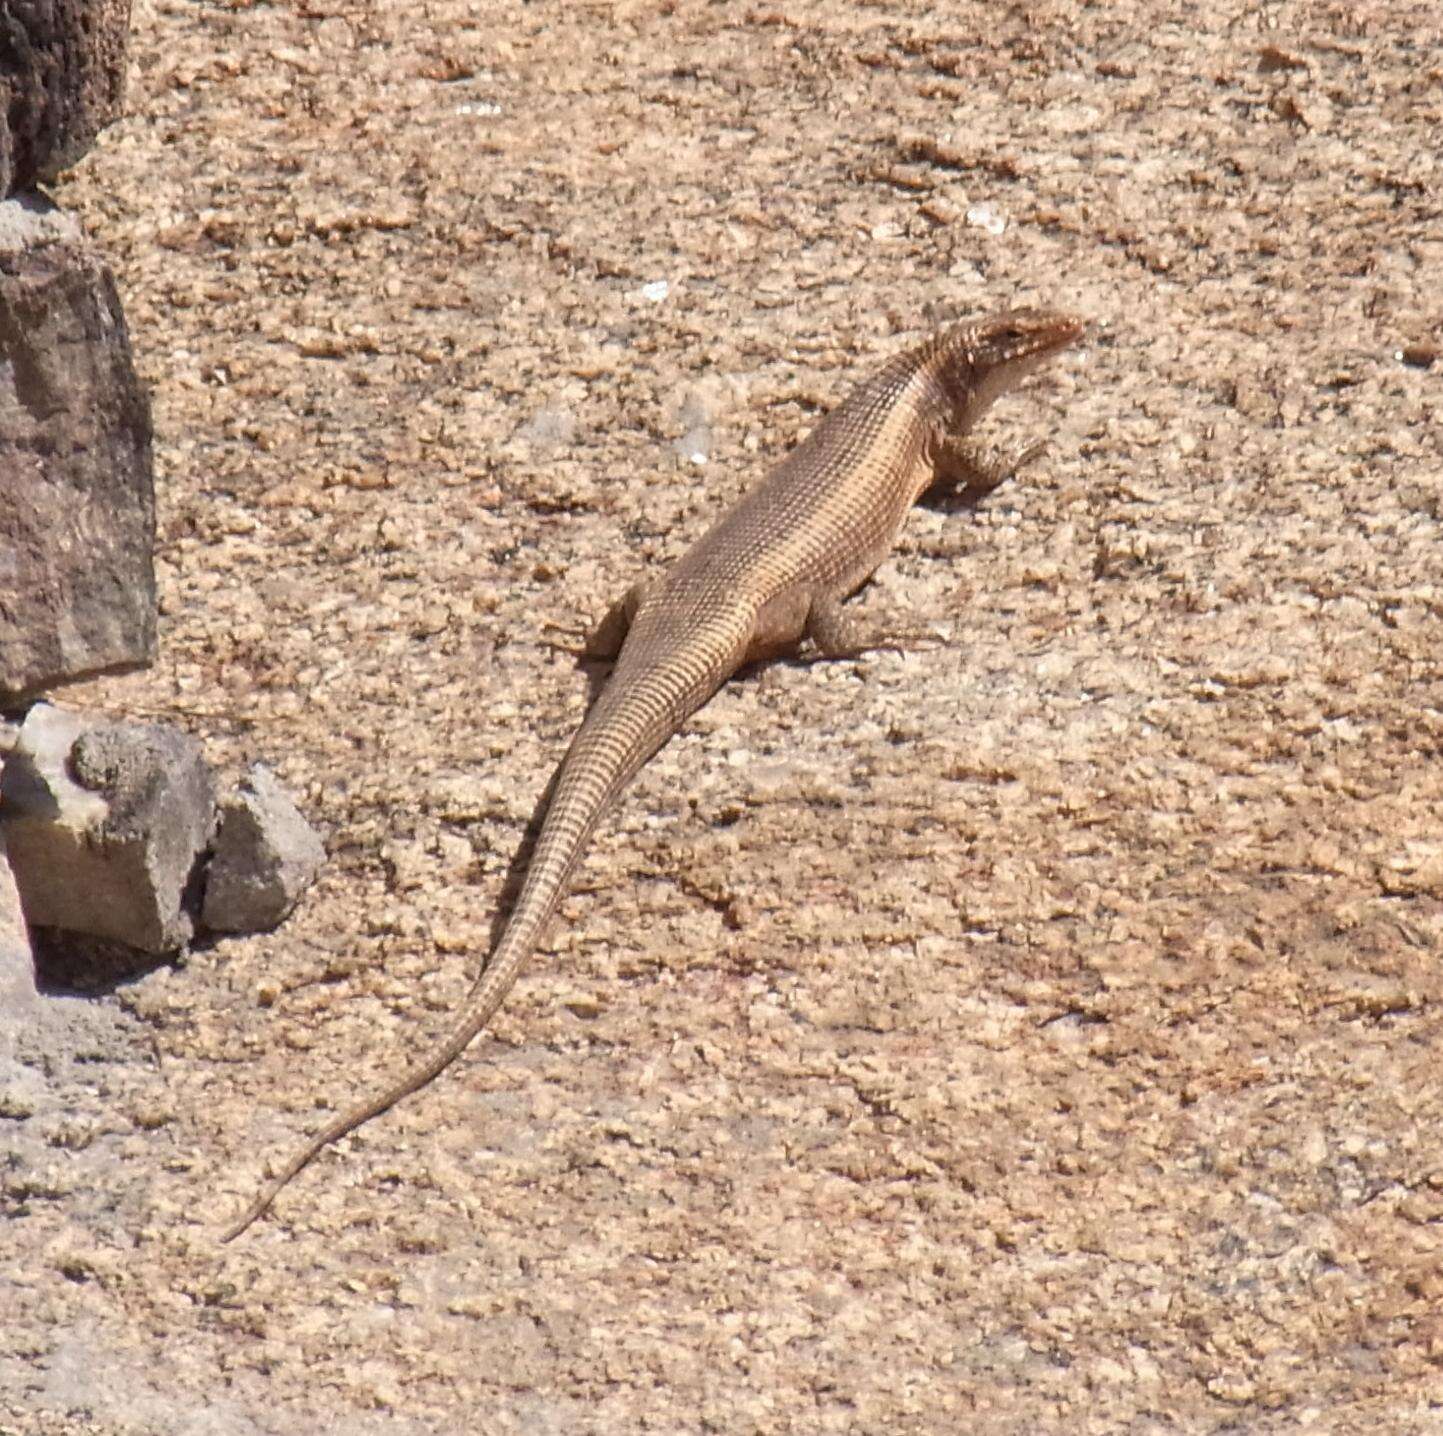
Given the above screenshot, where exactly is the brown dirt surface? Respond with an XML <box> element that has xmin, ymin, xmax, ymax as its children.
<box><xmin>4</xmin><ymin>0</ymin><xmax>1442</xmax><ymax>1431</ymax></box>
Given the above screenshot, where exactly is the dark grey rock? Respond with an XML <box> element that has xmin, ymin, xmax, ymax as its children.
<box><xmin>0</xmin><ymin>192</ymin><xmax>155</xmax><ymax>705</ymax></box>
<box><xmin>201</xmin><ymin>764</ymin><xmax>325</xmax><ymax>934</ymax></box>
<box><xmin>0</xmin><ymin>0</ymin><xmax>133</xmax><ymax>194</ymax></box>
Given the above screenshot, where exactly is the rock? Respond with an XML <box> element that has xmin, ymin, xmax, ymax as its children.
<box><xmin>201</xmin><ymin>764</ymin><xmax>325</xmax><ymax>934</ymax></box>
<box><xmin>0</xmin><ymin>704</ymin><xmax>216</xmax><ymax>969</ymax></box>
<box><xmin>0</xmin><ymin>0</ymin><xmax>133</xmax><ymax>194</ymax></box>
<box><xmin>0</xmin><ymin>192</ymin><xmax>156</xmax><ymax>704</ymax></box>
<box><xmin>0</xmin><ymin>823</ymin><xmax>38</xmax><ymax>1016</ymax></box>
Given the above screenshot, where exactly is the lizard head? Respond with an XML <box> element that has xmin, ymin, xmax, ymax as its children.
<box><xmin>931</xmin><ymin>307</ymin><xmax>1085</xmax><ymax>428</ymax></box>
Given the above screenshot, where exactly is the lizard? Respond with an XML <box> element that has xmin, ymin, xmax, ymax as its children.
<box><xmin>221</xmin><ymin>306</ymin><xmax>1084</xmax><ymax>1240</ymax></box>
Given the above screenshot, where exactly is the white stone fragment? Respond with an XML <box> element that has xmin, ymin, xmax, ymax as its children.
<box><xmin>965</xmin><ymin>202</ymin><xmax>1007</xmax><ymax>235</ymax></box>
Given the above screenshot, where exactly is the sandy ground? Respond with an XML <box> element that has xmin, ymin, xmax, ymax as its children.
<box><xmin>3</xmin><ymin>0</ymin><xmax>1441</xmax><ymax>1431</ymax></box>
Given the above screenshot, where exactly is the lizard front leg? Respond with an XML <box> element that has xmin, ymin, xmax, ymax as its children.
<box><xmin>926</xmin><ymin>434</ymin><xmax>1048</xmax><ymax>504</ymax></box>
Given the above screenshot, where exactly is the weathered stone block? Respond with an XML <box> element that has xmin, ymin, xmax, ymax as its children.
<box><xmin>0</xmin><ymin>704</ymin><xmax>216</xmax><ymax>964</ymax></box>
<box><xmin>0</xmin><ymin>193</ymin><xmax>155</xmax><ymax>704</ymax></box>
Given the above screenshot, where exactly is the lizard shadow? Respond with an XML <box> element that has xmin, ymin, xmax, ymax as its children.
<box><xmin>914</xmin><ymin>475</ymin><xmax>1013</xmax><ymax>515</ymax></box>
<box><xmin>480</xmin><ymin>653</ymin><xmax>615</xmax><ymax>957</ymax></box>
<box><xmin>481</xmin><ymin>640</ymin><xmax>732</xmax><ymax>958</ymax></box>
<box><xmin>482</xmin><ymin>765</ymin><xmax>564</xmax><ymax>958</ymax></box>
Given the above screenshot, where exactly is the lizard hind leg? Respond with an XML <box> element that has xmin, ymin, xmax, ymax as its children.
<box><xmin>581</xmin><ymin>580</ymin><xmax>652</xmax><ymax>660</ymax></box>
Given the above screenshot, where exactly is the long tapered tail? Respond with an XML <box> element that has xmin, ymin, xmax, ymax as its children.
<box><xmin>221</xmin><ymin>658</ymin><xmax>714</xmax><ymax>1240</ymax></box>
